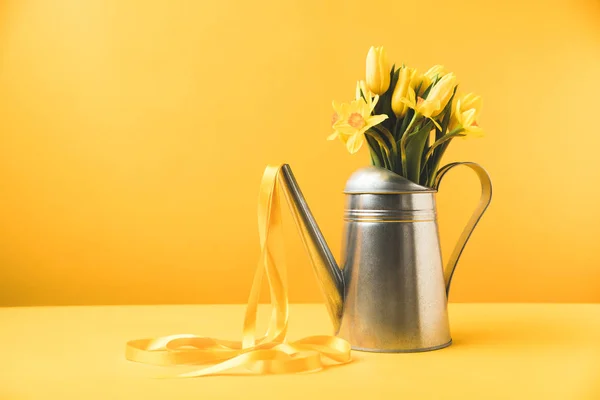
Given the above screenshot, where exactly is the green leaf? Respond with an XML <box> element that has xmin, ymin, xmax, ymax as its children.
<box><xmin>372</xmin><ymin>125</ymin><xmax>398</xmax><ymax>154</ymax></box>
<box><xmin>404</xmin><ymin>122</ymin><xmax>434</xmax><ymax>183</ymax></box>
<box><xmin>365</xmin><ymin>128</ymin><xmax>395</xmax><ymax>169</ymax></box>
<box><xmin>425</xmin><ymin>139</ymin><xmax>451</xmax><ymax>187</ymax></box>
<box><xmin>381</xmin><ymin>145</ymin><xmax>391</xmax><ymax>170</ymax></box>
<box><xmin>388</xmin><ymin>67</ymin><xmax>400</xmax><ymax>95</ymax></box>
<box><xmin>421</xmin><ymin>132</ymin><xmax>460</xmax><ymax>180</ymax></box>
<box><xmin>393</xmin><ymin>116</ymin><xmax>403</xmax><ymax>141</ymax></box>
<box><xmin>414</xmin><ymin>81</ymin><xmax>423</xmax><ymax>97</ymax></box>
<box><xmin>365</xmin><ymin>134</ymin><xmax>384</xmax><ymax>167</ymax></box>
<box><xmin>421</xmin><ymin>82</ymin><xmax>435</xmax><ymax>99</ymax></box>
<box><xmin>397</xmin><ymin>108</ymin><xmax>415</xmax><ymax>140</ymax></box>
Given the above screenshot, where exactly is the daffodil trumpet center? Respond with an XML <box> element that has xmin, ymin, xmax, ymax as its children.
<box><xmin>348</xmin><ymin>113</ymin><xmax>366</xmax><ymax>129</ymax></box>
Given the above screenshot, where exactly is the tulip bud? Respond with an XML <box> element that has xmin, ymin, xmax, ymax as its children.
<box><xmin>391</xmin><ymin>67</ymin><xmax>416</xmax><ymax>117</ymax></box>
<box><xmin>412</xmin><ymin>72</ymin><xmax>430</xmax><ymax>97</ymax></box>
<box><xmin>449</xmin><ymin>92</ymin><xmax>483</xmax><ymax>136</ymax></box>
<box><xmin>355</xmin><ymin>80</ymin><xmax>368</xmax><ymax>100</ymax></box>
<box><xmin>365</xmin><ymin>46</ymin><xmax>390</xmax><ymax>95</ymax></box>
<box><xmin>458</xmin><ymin>93</ymin><xmax>482</xmax><ymax>114</ymax></box>
<box><xmin>424</xmin><ymin>65</ymin><xmax>446</xmax><ymax>81</ymax></box>
<box><xmin>425</xmin><ymin>73</ymin><xmax>457</xmax><ymax>114</ymax></box>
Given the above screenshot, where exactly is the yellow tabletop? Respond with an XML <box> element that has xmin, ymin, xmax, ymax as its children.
<box><xmin>2</xmin><ymin>304</ymin><xmax>599</xmax><ymax>399</ymax></box>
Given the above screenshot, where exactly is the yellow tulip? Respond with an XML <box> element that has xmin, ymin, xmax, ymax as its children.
<box><xmin>355</xmin><ymin>80</ymin><xmax>372</xmax><ymax>102</ymax></box>
<box><xmin>365</xmin><ymin>46</ymin><xmax>390</xmax><ymax>95</ymax></box>
<box><xmin>411</xmin><ymin>71</ymin><xmax>430</xmax><ymax>97</ymax></box>
<box><xmin>425</xmin><ymin>73</ymin><xmax>457</xmax><ymax>115</ymax></box>
<box><xmin>414</xmin><ymin>66</ymin><xmax>448</xmax><ymax>97</ymax></box>
<box><xmin>449</xmin><ymin>93</ymin><xmax>484</xmax><ymax>138</ymax></box>
<box><xmin>424</xmin><ymin>65</ymin><xmax>446</xmax><ymax>80</ymax></box>
<box><xmin>391</xmin><ymin>67</ymin><xmax>416</xmax><ymax>117</ymax></box>
<box><xmin>458</xmin><ymin>92</ymin><xmax>482</xmax><ymax>112</ymax></box>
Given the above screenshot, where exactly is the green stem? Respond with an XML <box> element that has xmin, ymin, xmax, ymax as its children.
<box><xmin>426</xmin><ymin>141</ymin><xmax>450</xmax><ymax>187</ymax></box>
<box><xmin>382</xmin><ymin>149</ymin><xmax>391</xmax><ymax>170</ymax></box>
<box><xmin>368</xmin><ymin>147</ymin><xmax>377</xmax><ymax>166</ymax></box>
<box><xmin>422</xmin><ymin>129</ymin><xmax>464</xmax><ymax>167</ymax></box>
<box><xmin>422</xmin><ymin>128</ymin><xmax>465</xmax><ymax>186</ymax></box>
<box><xmin>365</xmin><ymin>134</ymin><xmax>384</xmax><ymax>167</ymax></box>
<box><xmin>399</xmin><ymin>113</ymin><xmax>420</xmax><ymax>176</ymax></box>
<box><xmin>398</xmin><ymin>109</ymin><xmax>414</xmax><ymax>139</ymax></box>
<box><xmin>373</xmin><ymin>125</ymin><xmax>398</xmax><ymax>154</ymax></box>
<box><xmin>371</xmin><ymin>125</ymin><xmax>398</xmax><ymax>171</ymax></box>
<box><xmin>364</xmin><ymin>131</ymin><xmax>392</xmax><ymax>165</ymax></box>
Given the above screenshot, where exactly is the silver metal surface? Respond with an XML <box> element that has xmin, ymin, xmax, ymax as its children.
<box><xmin>344</xmin><ymin>166</ymin><xmax>435</xmax><ymax>194</ymax></box>
<box><xmin>280</xmin><ymin>163</ymin><xmax>492</xmax><ymax>352</ymax></box>
<box><xmin>337</xmin><ymin>189</ymin><xmax>451</xmax><ymax>351</ymax></box>
<box><xmin>280</xmin><ymin>164</ymin><xmax>344</xmax><ymax>332</ymax></box>
<box><xmin>434</xmin><ymin>162</ymin><xmax>493</xmax><ymax>296</ymax></box>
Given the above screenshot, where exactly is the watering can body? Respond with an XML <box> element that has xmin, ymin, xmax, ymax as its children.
<box><xmin>280</xmin><ymin>163</ymin><xmax>492</xmax><ymax>352</ymax></box>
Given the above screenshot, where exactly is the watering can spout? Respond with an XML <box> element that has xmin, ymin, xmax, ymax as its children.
<box><xmin>280</xmin><ymin>164</ymin><xmax>344</xmax><ymax>332</ymax></box>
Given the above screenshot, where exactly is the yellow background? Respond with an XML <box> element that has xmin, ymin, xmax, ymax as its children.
<box><xmin>1</xmin><ymin>0</ymin><xmax>599</xmax><ymax>306</ymax></box>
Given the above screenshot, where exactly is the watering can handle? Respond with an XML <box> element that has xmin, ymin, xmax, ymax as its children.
<box><xmin>433</xmin><ymin>162</ymin><xmax>492</xmax><ymax>297</ymax></box>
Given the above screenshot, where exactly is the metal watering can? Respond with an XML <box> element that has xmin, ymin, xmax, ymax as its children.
<box><xmin>280</xmin><ymin>163</ymin><xmax>492</xmax><ymax>352</ymax></box>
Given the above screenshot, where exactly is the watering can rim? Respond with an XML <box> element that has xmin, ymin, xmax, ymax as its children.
<box><xmin>343</xmin><ymin>166</ymin><xmax>436</xmax><ymax>195</ymax></box>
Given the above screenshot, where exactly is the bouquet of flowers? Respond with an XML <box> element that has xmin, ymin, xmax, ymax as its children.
<box><xmin>328</xmin><ymin>46</ymin><xmax>483</xmax><ymax>187</ymax></box>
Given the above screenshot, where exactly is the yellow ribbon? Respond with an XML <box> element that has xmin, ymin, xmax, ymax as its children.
<box><xmin>125</xmin><ymin>164</ymin><xmax>352</xmax><ymax>377</ymax></box>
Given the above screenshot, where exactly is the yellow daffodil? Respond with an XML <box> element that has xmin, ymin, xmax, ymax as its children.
<box><xmin>365</xmin><ymin>46</ymin><xmax>390</xmax><ymax>95</ymax></box>
<box><xmin>328</xmin><ymin>81</ymin><xmax>377</xmax><ymax>142</ymax></box>
<box><xmin>425</xmin><ymin>72</ymin><xmax>457</xmax><ymax>115</ymax></box>
<box><xmin>329</xmin><ymin>100</ymin><xmax>350</xmax><ymax>140</ymax></box>
<box><xmin>391</xmin><ymin>66</ymin><xmax>416</xmax><ymax>117</ymax></box>
<box><xmin>449</xmin><ymin>93</ymin><xmax>484</xmax><ymax>138</ymax></box>
<box><xmin>399</xmin><ymin>86</ymin><xmax>441</xmax><ymax>120</ymax></box>
<box><xmin>328</xmin><ymin>95</ymin><xmax>388</xmax><ymax>154</ymax></box>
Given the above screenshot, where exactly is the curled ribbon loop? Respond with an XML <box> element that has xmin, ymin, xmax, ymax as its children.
<box><xmin>125</xmin><ymin>164</ymin><xmax>352</xmax><ymax>377</ymax></box>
